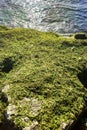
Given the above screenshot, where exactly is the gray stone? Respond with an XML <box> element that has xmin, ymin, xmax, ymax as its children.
<box><xmin>59</xmin><ymin>120</ymin><xmax>74</xmax><ymax>130</ymax></box>
<box><xmin>6</xmin><ymin>104</ymin><xmax>17</xmax><ymax>120</ymax></box>
<box><xmin>20</xmin><ymin>97</ymin><xmax>30</xmax><ymax>105</ymax></box>
<box><xmin>22</xmin><ymin>117</ymin><xmax>30</xmax><ymax>122</ymax></box>
<box><xmin>2</xmin><ymin>85</ymin><xmax>10</xmax><ymax>93</ymax></box>
<box><xmin>30</xmin><ymin>98</ymin><xmax>41</xmax><ymax>116</ymax></box>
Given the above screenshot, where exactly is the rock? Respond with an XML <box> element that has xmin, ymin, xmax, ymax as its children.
<box><xmin>23</xmin><ymin>117</ymin><xmax>30</xmax><ymax>122</ymax></box>
<box><xmin>23</xmin><ymin>127</ymin><xmax>30</xmax><ymax>130</ymax></box>
<box><xmin>60</xmin><ymin>122</ymin><xmax>67</xmax><ymax>130</ymax></box>
<box><xmin>1</xmin><ymin>85</ymin><xmax>11</xmax><ymax>103</ymax></box>
<box><xmin>58</xmin><ymin>120</ymin><xmax>74</xmax><ymax>130</ymax></box>
<box><xmin>7</xmin><ymin>96</ymin><xmax>12</xmax><ymax>102</ymax></box>
<box><xmin>20</xmin><ymin>97</ymin><xmax>31</xmax><ymax>104</ymax></box>
<box><xmin>30</xmin><ymin>98</ymin><xmax>41</xmax><ymax>116</ymax></box>
<box><xmin>71</xmin><ymin>46</ymin><xmax>75</xmax><ymax>51</ymax></box>
<box><xmin>74</xmin><ymin>33</ymin><xmax>87</xmax><ymax>39</ymax></box>
<box><xmin>5</xmin><ymin>104</ymin><xmax>17</xmax><ymax>120</ymax></box>
<box><xmin>2</xmin><ymin>85</ymin><xmax>10</xmax><ymax>93</ymax></box>
<box><xmin>23</xmin><ymin>121</ymin><xmax>38</xmax><ymax>130</ymax></box>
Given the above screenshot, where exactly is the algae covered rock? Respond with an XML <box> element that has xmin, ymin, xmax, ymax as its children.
<box><xmin>0</xmin><ymin>27</ymin><xmax>87</xmax><ymax>130</ymax></box>
<box><xmin>74</xmin><ymin>33</ymin><xmax>87</xmax><ymax>39</ymax></box>
<box><xmin>23</xmin><ymin>121</ymin><xmax>38</xmax><ymax>130</ymax></box>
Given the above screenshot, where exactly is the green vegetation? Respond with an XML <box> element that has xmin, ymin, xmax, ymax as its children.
<box><xmin>0</xmin><ymin>25</ymin><xmax>87</xmax><ymax>130</ymax></box>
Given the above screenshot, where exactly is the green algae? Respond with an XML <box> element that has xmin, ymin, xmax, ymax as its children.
<box><xmin>0</xmin><ymin>26</ymin><xmax>87</xmax><ymax>129</ymax></box>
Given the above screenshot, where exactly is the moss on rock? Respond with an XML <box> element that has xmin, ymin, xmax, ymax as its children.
<box><xmin>74</xmin><ymin>33</ymin><xmax>87</xmax><ymax>40</ymax></box>
<box><xmin>0</xmin><ymin>26</ymin><xmax>87</xmax><ymax>130</ymax></box>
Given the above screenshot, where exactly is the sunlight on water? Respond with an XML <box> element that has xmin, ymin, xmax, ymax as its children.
<box><xmin>0</xmin><ymin>0</ymin><xmax>87</xmax><ymax>33</ymax></box>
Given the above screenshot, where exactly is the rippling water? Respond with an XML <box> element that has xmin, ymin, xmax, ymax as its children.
<box><xmin>0</xmin><ymin>0</ymin><xmax>87</xmax><ymax>33</ymax></box>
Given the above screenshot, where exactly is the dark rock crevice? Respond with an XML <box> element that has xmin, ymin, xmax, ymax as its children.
<box><xmin>0</xmin><ymin>93</ymin><xmax>21</xmax><ymax>130</ymax></box>
<box><xmin>0</xmin><ymin>57</ymin><xmax>15</xmax><ymax>73</ymax></box>
<box><xmin>77</xmin><ymin>69</ymin><xmax>87</xmax><ymax>89</ymax></box>
<box><xmin>0</xmin><ymin>120</ymin><xmax>21</xmax><ymax>130</ymax></box>
<box><xmin>72</xmin><ymin>68</ymin><xmax>87</xmax><ymax>130</ymax></box>
<box><xmin>74</xmin><ymin>33</ymin><xmax>87</xmax><ymax>40</ymax></box>
<box><xmin>70</xmin><ymin>110</ymin><xmax>87</xmax><ymax>130</ymax></box>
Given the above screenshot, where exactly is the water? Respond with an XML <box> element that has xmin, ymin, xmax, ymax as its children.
<box><xmin>0</xmin><ymin>0</ymin><xmax>87</xmax><ymax>33</ymax></box>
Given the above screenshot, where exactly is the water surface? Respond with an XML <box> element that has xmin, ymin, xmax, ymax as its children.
<box><xmin>0</xmin><ymin>0</ymin><xmax>87</xmax><ymax>33</ymax></box>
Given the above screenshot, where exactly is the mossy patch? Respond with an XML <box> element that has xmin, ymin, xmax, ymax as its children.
<box><xmin>0</xmin><ymin>25</ymin><xmax>87</xmax><ymax>129</ymax></box>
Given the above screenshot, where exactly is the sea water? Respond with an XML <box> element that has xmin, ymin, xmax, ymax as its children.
<box><xmin>0</xmin><ymin>0</ymin><xmax>87</xmax><ymax>33</ymax></box>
